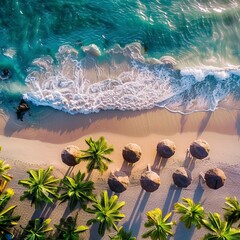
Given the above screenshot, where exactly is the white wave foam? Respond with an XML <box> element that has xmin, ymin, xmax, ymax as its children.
<box><xmin>24</xmin><ymin>44</ymin><xmax>240</xmax><ymax>114</ymax></box>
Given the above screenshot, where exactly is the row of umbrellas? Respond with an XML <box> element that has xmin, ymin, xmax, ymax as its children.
<box><xmin>60</xmin><ymin>139</ymin><xmax>226</xmax><ymax>193</ymax></box>
<box><xmin>108</xmin><ymin>166</ymin><xmax>226</xmax><ymax>193</ymax></box>
<box><xmin>110</xmin><ymin>139</ymin><xmax>225</xmax><ymax>193</ymax></box>
<box><xmin>122</xmin><ymin>139</ymin><xmax>210</xmax><ymax>164</ymax></box>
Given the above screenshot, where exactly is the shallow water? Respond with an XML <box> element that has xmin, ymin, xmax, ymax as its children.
<box><xmin>0</xmin><ymin>0</ymin><xmax>240</xmax><ymax>114</ymax></box>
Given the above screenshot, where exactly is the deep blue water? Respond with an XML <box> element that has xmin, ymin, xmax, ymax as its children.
<box><xmin>0</xmin><ymin>0</ymin><xmax>240</xmax><ymax>114</ymax></box>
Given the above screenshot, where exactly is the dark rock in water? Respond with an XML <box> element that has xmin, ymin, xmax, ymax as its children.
<box><xmin>16</xmin><ymin>99</ymin><xmax>30</xmax><ymax>121</ymax></box>
<box><xmin>0</xmin><ymin>68</ymin><xmax>12</xmax><ymax>80</ymax></box>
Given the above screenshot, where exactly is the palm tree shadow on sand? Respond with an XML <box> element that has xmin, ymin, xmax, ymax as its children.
<box><xmin>197</xmin><ymin>112</ymin><xmax>212</xmax><ymax>138</ymax></box>
<box><xmin>89</xmin><ymin>222</ymin><xmax>101</xmax><ymax>240</ymax></box>
<box><xmin>123</xmin><ymin>189</ymin><xmax>151</xmax><ymax>238</ymax></box>
<box><xmin>31</xmin><ymin>202</ymin><xmax>57</xmax><ymax>220</ymax></box>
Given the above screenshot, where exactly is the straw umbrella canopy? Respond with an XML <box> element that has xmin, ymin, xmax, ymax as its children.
<box><xmin>140</xmin><ymin>164</ymin><xmax>160</xmax><ymax>192</ymax></box>
<box><xmin>157</xmin><ymin>139</ymin><xmax>176</xmax><ymax>158</ymax></box>
<box><xmin>204</xmin><ymin>168</ymin><xmax>226</xmax><ymax>190</ymax></box>
<box><xmin>122</xmin><ymin>143</ymin><xmax>142</xmax><ymax>164</ymax></box>
<box><xmin>190</xmin><ymin>139</ymin><xmax>210</xmax><ymax>159</ymax></box>
<box><xmin>61</xmin><ymin>145</ymin><xmax>80</xmax><ymax>166</ymax></box>
<box><xmin>108</xmin><ymin>170</ymin><xmax>129</xmax><ymax>193</ymax></box>
<box><xmin>172</xmin><ymin>167</ymin><xmax>192</xmax><ymax>188</ymax></box>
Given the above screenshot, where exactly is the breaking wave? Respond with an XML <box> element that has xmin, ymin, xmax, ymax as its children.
<box><xmin>24</xmin><ymin>43</ymin><xmax>240</xmax><ymax>114</ymax></box>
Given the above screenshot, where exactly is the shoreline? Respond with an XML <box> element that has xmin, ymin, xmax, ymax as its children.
<box><xmin>0</xmin><ymin>107</ymin><xmax>240</xmax><ymax>239</ymax></box>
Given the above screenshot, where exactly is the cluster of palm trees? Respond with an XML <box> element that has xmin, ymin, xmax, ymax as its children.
<box><xmin>0</xmin><ymin>137</ymin><xmax>240</xmax><ymax>239</ymax></box>
<box><xmin>141</xmin><ymin>197</ymin><xmax>240</xmax><ymax>240</ymax></box>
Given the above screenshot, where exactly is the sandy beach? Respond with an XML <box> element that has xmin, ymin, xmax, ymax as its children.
<box><xmin>0</xmin><ymin>107</ymin><xmax>240</xmax><ymax>239</ymax></box>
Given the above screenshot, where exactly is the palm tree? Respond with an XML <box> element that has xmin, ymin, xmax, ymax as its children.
<box><xmin>59</xmin><ymin>171</ymin><xmax>95</xmax><ymax>211</ymax></box>
<box><xmin>0</xmin><ymin>189</ymin><xmax>20</xmax><ymax>239</ymax></box>
<box><xmin>142</xmin><ymin>208</ymin><xmax>175</xmax><ymax>240</ymax></box>
<box><xmin>0</xmin><ymin>159</ymin><xmax>11</xmax><ymax>181</ymax></box>
<box><xmin>0</xmin><ymin>188</ymin><xmax>15</xmax><ymax>211</ymax></box>
<box><xmin>18</xmin><ymin>166</ymin><xmax>60</xmax><ymax>209</ymax></box>
<box><xmin>223</xmin><ymin>196</ymin><xmax>240</xmax><ymax>226</ymax></box>
<box><xmin>0</xmin><ymin>159</ymin><xmax>12</xmax><ymax>194</ymax></box>
<box><xmin>21</xmin><ymin>218</ymin><xmax>53</xmax><ymax>240</ymax></box>
<box><xmin>54</xmin><ymin>215</ymin><xmax>88</xmax><ymax>240</ymax></box>
<box><xmin>174</xmin><ymin>197</ymin><xmax>205</xmax><ymax>229</ymax></box>
<box><xmin>78</xmin><ymin>136</ymin><xmax>114</xmax><ymax>174</ymax></box>
<box><xmin>86</xmin><ymin>190</ymin><xmax>125</xmax><ymax>237</ymax></box>
<box><xmin>109</xmin><ymin>226</ymin><xmax>136</xmax><ymax>240</ymax></box>
<box><xmin>202</xmin><ymin>212</ymin><xmax>240</xmax><ymax>240</ymax></box>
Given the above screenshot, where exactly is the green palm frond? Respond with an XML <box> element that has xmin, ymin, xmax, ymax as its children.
<box><xmin>223</xmin><ymin>196</ymin><xmax>240</xmax><ymax>225</ymax></box>
<box><xmin>55</xmin><ymin>215</ymin><xmax>88</xmax><ymax>240</ymax></box>
<box><xmin>142</xmin><ymin>208</ymin><xmax>175</xmax><ymax>240</ymax></box>
<box><xmin>78</xmin><ymin>136</ymin><xmax>114</xmax><ymax>174</ymax></box>
<box><xmin>174</xmin><ymin>197</ymin><xmax>205</xmax><ymax>229</ymax></box>
<box><xmin>18</xmin><ymin>166</ymin><xmax>60</xmax><ymax>209</ymax></box>
<box><xmin>59</xmin><ymin>171</ymin><xmax>95</xmax><ymax>211</ymax></box>
<box><xmin>0</xmin><ymin>202</ymin><xmax>20</xmax><ymax>239</ymax></box>
<box><xmin>0</xmin><ymin>159</ymin><xmax>12</xmax><ymax>183</ymax></box>
<box><xmin>201</xmin><ymin>212</ymin><xmax>240</xmax><ymax>240</ymax></box>
<box><xmin>21</xmin><ymin>218</ymin><xmax>53</xmax><ymax>240</ymax></box>
<box><xmin>87</xmin><ymin>191</ymin><xmax>125</xmax><ymax>237</ymax></box>
<box><xmin>109</xmin><ymin>226</ymin><xmax>136</xmax><ymax>240</ymax></box>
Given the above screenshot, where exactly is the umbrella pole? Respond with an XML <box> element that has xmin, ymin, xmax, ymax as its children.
<box><xmin>147</xmin><ymin>164</ymin><xmax>151</xmax><ymax>172</ymax></box>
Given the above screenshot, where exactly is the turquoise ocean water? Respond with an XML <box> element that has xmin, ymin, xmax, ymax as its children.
<box><xmin>0</xmin><ymin>0</ymin><xmax>240</xmax><ymax>114</ymax></box>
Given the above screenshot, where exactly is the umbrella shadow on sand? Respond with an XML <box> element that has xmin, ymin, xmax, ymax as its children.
<box><xmin>120</xmin><ymin>160</ymin><xmax>134</xmax><ymax>177</ymax></box>
<box><xmin>162</xmin><ymin>184</ymin><xmax>182</xmax><ymax>217</ymax></box>
<box><xmin>183</xmin><ymin>149</ymin><xmax>196</xmax><ymax>172</ymax></box>
<box><xmin>123</xmin><ymin>189</ymin><xmax>151</xmax><ymax>238</ymax></box>
<box><xmin>151</xmin><ymin>152</ymin><xmax>168</xmax><ymax>173</ymax></box>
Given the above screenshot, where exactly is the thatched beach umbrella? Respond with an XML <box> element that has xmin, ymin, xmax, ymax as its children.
<box><xmin>108</xmin><ymin>170</ymin><xmax>129</xmax><ymax>193</ymax></box>
<box><xmin>122</xmin><ymin>143</ymin><xmax>142</xmax><ymax>164</ymax></box>
<box><xmin>204</xmin><ymin>168</ymin><xmax>226</xmax><ymax>190</ymax></box>
<box><xmin>157</xmin><ymin>139</ymin><xmax>176</xmax><ymax>158</ymax></box>
<box><xmin>61</xmin><ymin>145</ymin><xmax>80</xmax><ymax>166</ymax></box>
<box><xmin>172</xmin><ymin>167</ymin><xmax>192</xmax><ymax>188</ymax></box>
<box><xmin>190</xmin><ymin>139</ymin><xmax>210</xmax><ymax>159</ymax></box>
<box><xmin>140</xmin><ymin>164</ymin><xmax>160</xmax><ymax>192</ymax></box>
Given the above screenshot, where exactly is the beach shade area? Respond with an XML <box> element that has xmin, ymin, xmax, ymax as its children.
<box><xmin>61</xmin><ymin>145</ymin><xmax>80</xmax><ymax>166</ymax></box>
<box><xmin>204</xmin><ymin>168</ymin><xmax>227</xmax><ymax>190</ymax></box>
<box><xmin>157</xmin><ymin>139</ymin><xmax>176</xmax><ymax>158</ymax></box>
<box><xmin>108</xmin><ymin>170</ymin><xmax>130</xmax><ymax>193</ymax></box>
<box><xmin>140</xmin><ymin>164</ymin><xmax>160</xmax><ymax>192</ymax></box>
<box><xmin>172</xmin><ymin>167</ymin><xmax>192</xmax><ymax>188</ymax></box>
<box><xmin>190</xmin><ymin>139</ymin><xmax>210</xmax><ymax>159</ymax></box>
<box><xmin>122</xmin><ymin>143</ymin><xmax>142</xmax><ymax>164</ymax></box>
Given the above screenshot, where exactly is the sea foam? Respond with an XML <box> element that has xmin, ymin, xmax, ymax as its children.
<box><xmin>24</xmin><ymin>43</ymin><xmax>240</xmax><ymax>114</ymax></box>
